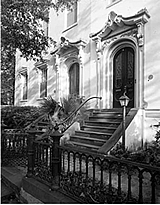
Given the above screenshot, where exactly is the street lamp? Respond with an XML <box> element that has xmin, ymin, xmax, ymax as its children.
<box><xmin>119</xmin><ymin>89</ymin><xmax>130</xmax><ymax>151</ymax></box>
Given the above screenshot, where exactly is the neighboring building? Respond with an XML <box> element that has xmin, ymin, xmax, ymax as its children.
<box><xmin>15</xmin><ymin>0</ymin><xmax>160</xmax><ymax>148</ymax></box>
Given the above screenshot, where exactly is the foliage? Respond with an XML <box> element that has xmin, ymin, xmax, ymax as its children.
<box><xmin>61</xmin><ymin>172</ymin><xmax>137</xmax><ymax>203</ymax></box>
<box><xmin>110</xmin><ymin>128</ymin><xmax>160</xmax><ymax>167</ymax></box>
<box><xmin>38</xmin><ymin>95</ymin><xmax>89</xmax><ymax>133</ymax></box>
<box><xmin>1</xmin><ymin>0</ymin><xmax>78</xmax><ymax>60</ymax></box>
<box><xmin>40</xmin><ymin>95</ymin><xmax>59</xmax><ymax>115</ymax></box>
<box><xmin>1</xmin><ymin>106</ymin><xmax>42</xmax><ymax>129</ymax></box>
<box><xmin>1</xmin><ymin>0</ymin><xmax>78</xmax><ymax>105</ymax></box>
<box><xmin>1</xmin><ymin>49</ymin><xmax>15</xmax><ymax>105</ymax></box>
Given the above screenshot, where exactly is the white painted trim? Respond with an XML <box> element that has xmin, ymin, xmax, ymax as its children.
<box><xmin>102</xmin><ymin>37</ymin><xmax>139</xmax><ymax>108</ymax></box>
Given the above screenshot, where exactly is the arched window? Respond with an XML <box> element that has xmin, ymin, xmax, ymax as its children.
<box><xmin>69</xmin><ymin>63</ymin><xmax>79</xmax><ymax>96</ymax></box>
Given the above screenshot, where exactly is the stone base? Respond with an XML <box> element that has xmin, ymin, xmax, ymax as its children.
<box><xmin>22</xmin><ymin>177</ymin><xmax>78</xmax><ymax>204</ymax></box>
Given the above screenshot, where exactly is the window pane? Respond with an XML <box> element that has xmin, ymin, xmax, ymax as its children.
<box><xmin>22</xmin><ymin>74</ymin><xmax>28</xmax><ymax>100</ymax></box>
<box><xmin>40</xmin><ymin>69</ymin><xmax>47</xmax><ymax>98</ymax></box>
<box><xmin>67</xmin><ymin>3</ymin><xmax>77</xmax><ymax>27</ymax></box>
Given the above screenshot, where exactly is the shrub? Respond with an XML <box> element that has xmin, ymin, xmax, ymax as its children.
<box><xmin>110</xmin><ymin>126</ymin><xmax>160</xmax><ymax>167</ymax></box>
<box><xmin>1</xmin><ymin>106</ymin><xmax>42</xmax><ymax>129</ymax></box>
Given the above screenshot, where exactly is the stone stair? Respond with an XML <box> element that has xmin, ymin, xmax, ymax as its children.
<box><xmin>67</xmin><ymin>108</ymin><xmax>130</xmax><ymax>152</ymax></box>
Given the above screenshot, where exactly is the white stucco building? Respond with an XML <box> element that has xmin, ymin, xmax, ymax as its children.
<box><xmin>15</xmin><ymin>0</ymin><xmax>160</xmax><ymax>148</ymax></box>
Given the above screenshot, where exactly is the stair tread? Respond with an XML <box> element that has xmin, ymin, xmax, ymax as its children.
<box><xmin>93</xmin><ymin>111</ymin><xmax>122</xmax><ymax>114</ymax></box>
<box><xmin>76</xmin><ymin>130</ymin><xmax>112</xmax><ymax>136</ymax></box>
<box><xmin>71</xmin><ymin>135</ymin><xmax>107</xmax><ymax>142</ymax></box>
<box><xmin>82</xmin><ymin>125</ymin><xmax>116</xmax><ymax>130</ymax></box>
<box><xmin>90</xmin><ymin>116</ymin><xmax>122</xmax><ymax>119</ymax></box>
<box><xmin>69</xmin><ymin>141</ymin><xmax>100</xmax><ymax>149</ymax></box>
<box><xmin>85</xmin><ymin>120</ymin><xmax>120</xmax><ymax>124</ymax></box>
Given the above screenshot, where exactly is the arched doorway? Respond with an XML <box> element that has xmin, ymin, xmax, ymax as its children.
<box><xmin>113</xmin><ymin>47</ymin><xmax>135</xmax><ymax>108</ymax></box>
<box><xmin>69</xmin><ymin>63</ymin><xmax>80</xmax><ymax>96</ymax></box>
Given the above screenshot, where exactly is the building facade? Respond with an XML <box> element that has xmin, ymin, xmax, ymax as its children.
<box><xmin>15</xmin><ymin>0</ymin><xmax>160</xmax><ymax>147</ymax></box>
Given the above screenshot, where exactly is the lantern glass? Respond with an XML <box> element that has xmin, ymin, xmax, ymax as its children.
<box><xmin>119</xmin><ymin>94</ymin><xmax>130</xmax><ymax>107</ymax></box>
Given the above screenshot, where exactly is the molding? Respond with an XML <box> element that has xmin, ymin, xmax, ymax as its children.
<box><xmin>90</xmin><ymin>9</ymin><xmax>150</xmax><ymax>42</ymax></box>
<box><xmin>62</xmin><ymin>22</ymin><xmax>78</xmax><ymax>33</ymax></box>
<box><xmin>145</xmin><ymin>109</ymin><xmax>160</xmax><ymax>118</ymax></box>
<box><xmin>50</xmin><ymin>37</ymin><xmax>87</xmax><ymax>56</ymax></box>
<box><xmin>19</xmin><ymin>67</ymin><xmax>27</xmax><ymax>75</ymax></box>
<box><xmin>53</xmin><ymin>37</ymin><xmax>87</xmax><ymax>72</ymax></box>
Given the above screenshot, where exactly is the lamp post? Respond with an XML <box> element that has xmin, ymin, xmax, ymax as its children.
<box><xmin>119</xmin><ymin>89</ymin><xmax>130</xmax><ymax>151</ymax></box>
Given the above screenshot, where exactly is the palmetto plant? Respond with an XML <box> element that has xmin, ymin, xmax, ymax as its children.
<box><xmin>40</xmin><ymin>95</ymin><xmax>63</xmax><ymax>126</ymax></box>
<box><xmin>40</xmin><ymin>95</ymin><xmax>58</xmax><ymax>115</ymax></box>
<box><xmin>40</xmin><ymin>95</ymin><xmax>87</xmax><ymax>129</ymax></box>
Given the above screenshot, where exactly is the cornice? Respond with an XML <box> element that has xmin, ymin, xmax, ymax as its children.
<box><xmin>50</xmin><ymin>37</ymin><xmax>87</xmax><ymax>56</ymax></box>
<box><xmin>90</xmin><ymin>8</ymin><xmax>150</xmax><ymax>41</ymax></box>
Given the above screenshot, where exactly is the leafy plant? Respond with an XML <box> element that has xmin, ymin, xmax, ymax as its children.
<box><xmin>110</xmin><ymin>126</ymin><xmax>160</xmax><ymax>167</ymax></box>
<box><xmin>1</xmin><ymin>0</ymin><xmax>79</xmax><ymax>104</ymax></box>
<box><xmin>1</xmin><ymin>106</ymin><xmax>42</xmax><ymax>129</ymax></box>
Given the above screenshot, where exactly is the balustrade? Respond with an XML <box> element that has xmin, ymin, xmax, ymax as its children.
<box><xmin>25</xmin><ymin>129</ymin><xmax>160</xmax><ymax>204</ymax></box>
<box><xmin>2</xmin><ymin>128</ymin><xmax>28</xmax><ymax>167</ymax></box>
<box><xmin>59</xmin><ymin>146</ymin><xmax>160</xmax><ymax>204</ymax></box>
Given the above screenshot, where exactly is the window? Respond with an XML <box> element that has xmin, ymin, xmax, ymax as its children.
<box><xmin>69</xmin><ymin>63</ymin><xmax>79</xmax><ymax>95</ymax></box>
<box><xmin>67</xmin><ymin>2</ymin><xmax>77</xmax><ymax>28</ymax></box>
<box><xmin>40</xmin><ymin>68</ymin><xmax>47</xmax><ymax>98</ymax></box>
<box><xmin>43</xmin><ymin>9</ymin><xmax>49</xmax><ymax>37</ymax></box>
<box><xmin>20</xmin><ymin>69</ymin><xmax>28</xmax><ymax>100</ymax></box>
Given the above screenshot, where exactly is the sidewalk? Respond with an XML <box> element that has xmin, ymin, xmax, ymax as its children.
<box><xmin>1</xmin><ymin>166</ymin><xmax>78</xmax><ymax>204</ymax></box>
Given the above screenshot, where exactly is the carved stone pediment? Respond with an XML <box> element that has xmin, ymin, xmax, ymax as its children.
<box><xmin>90</xmin><ymin>8</ymin><xmax>150</xmax><ymax>41</ymax></box>
<box><xmin>50</xmin><ymin>37</ymin><xmax>86</xmax><ymax>57</ymax></box>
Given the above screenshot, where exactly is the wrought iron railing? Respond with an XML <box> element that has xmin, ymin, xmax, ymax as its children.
<box><xmin>60</xmin><ymin>146</ymin><xmax>160</xmax><ymax>204</ymax></box>
<box><xmin>57</xmin><ymin>96</ymin><xmax>102</xmax><ymax>130</ymax></box>
<box><xmin>1</xmin><ymin>129</ymin><xmax>28</xmax><ymax>167</ymax></box>
<box><xmin>30</xmin><ymin>137</ymin><xmax>53</xmax><ymax>186</ymax></box>
<box><xmin>26</xmin><ymin>128</ymin><xmax>160</xmax><ymax>204</ymax></box>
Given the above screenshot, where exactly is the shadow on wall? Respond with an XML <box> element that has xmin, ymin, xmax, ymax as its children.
<box><xmin>144</xmin><ymin>0</ymin><xmax>160</xmax><ymax>109</ymax></box>
<box><xmin>125</xmin><ymin>109</ymin><xmax>143</xmax><ymax>151</ymax></box>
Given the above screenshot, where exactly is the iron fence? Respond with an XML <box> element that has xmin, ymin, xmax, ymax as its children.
<box><xmin>29</xmin><ymin>132</ymin><xmax>160</xmax><ymax>204</ymax></box>
<box><xmin>2</xmin><ymin>127</ymin><xmax>160</xmax><ymax>204</ymax></box>
<box><xmin>1</xmin><ymin>129</ymin><xmax>28</xmax><ymax>167</ymax></box>
<box><xmin>60</xmin><ymin>146</ymin><xmax>160</xmax><ymax>204</ymax></box>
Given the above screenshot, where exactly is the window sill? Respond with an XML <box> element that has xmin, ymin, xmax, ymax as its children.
<box><xmin>62</xmin><ymin>22</ymin><xmax>78</xmax><ymax>33</ymax></box>
<box><xmin>20</xmin><ymin>100</ymin><xmax>28</xmax><ymax>102</ymax></box>
<box><xmin>36</xmin><ymin>98</ymin><xmax>46</xmax><ymax>101</ymax></box>
<box><xmin>106</xmin><ymin>0</ymin><xmax>122</xmax><ymax>8</ymax></box>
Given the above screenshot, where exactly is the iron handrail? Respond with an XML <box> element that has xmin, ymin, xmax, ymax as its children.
<box><xmin>57</xmin><ymin>96</ymin><xmax>102</xmax><ymax>126</ymax></box>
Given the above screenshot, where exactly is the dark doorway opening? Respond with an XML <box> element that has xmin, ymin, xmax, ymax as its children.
<box><xmin>113</xmin><ymin>47</ymin><xmax>135</xmax><ymax>108</ymax></box>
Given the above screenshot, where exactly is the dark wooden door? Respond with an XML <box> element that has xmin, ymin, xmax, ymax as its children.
<box><xmin>69</xmin><ymin>63</ymin><xmax>79</xmax><ymax>95</ymax></box>
<box><xmin>113</xmin><ymin>47</ymin><xmax>134</xmax><ymax>108</ymax></box>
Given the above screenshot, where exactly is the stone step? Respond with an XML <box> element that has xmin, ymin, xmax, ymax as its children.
<box><xmin>70</xmin><ymin>135</ymin><xmax>107</xmax><ymax>146</ymax></box>
<box><xmin>84</xmin><ymin>120</ymin><xmax>120</xmax><ymax>127</ymax></box>
<box><xmin>93</xmin><ymin>108</ymin><xmax>130</xmax><ymax>112</ymax></box>
<box><xmin>92</xmin><ymin>112</ymin><xmax>122</xmax><ymax>117</ymax></box>
<box><xmin>68</xmin><ymin>141</ymin><xmax>100</xmax><ymax>150</ymax></box>
<box><xmin>89</xmin><ymin>116</ymin><xmax>122</xmax><ymax>122</ymax></box>
<box><xmin>75</xmin><ymin>130</ymin><xmax>112</xmax><ymax>138</ymax></box>
<box><xmin>81</xmin><ymin>125</ymin><xmax>116</xmax><ymax>133</ymax></box>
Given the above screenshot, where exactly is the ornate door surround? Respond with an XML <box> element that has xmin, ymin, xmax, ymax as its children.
<box><xmin>90</xmin><ymin>9</ymin><xmax>150</xmax><ymax>109</ymax></box>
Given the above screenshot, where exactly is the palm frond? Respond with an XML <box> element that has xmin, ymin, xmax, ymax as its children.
<box><xmin>40</xmin><ymin>95</ymin><xmax>58</xmax><ymax>115</ymax></box>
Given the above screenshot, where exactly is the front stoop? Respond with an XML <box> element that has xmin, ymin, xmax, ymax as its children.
<box><xmin>22</xmin><ymin>177</ymin><xmax>78</xmax><ymax>204</ymax></box>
